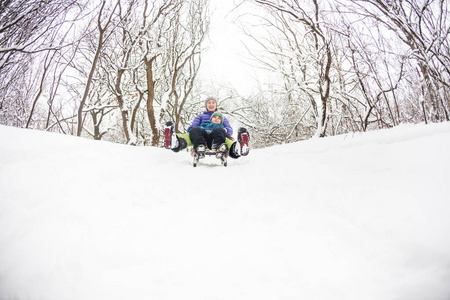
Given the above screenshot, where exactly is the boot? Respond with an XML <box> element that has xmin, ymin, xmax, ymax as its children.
<box><xmin>215</xmin><ymin>143</ymin><xmax>228</xmax><ymax>159</ymax></box>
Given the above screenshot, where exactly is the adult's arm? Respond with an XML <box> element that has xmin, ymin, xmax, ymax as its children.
<box><xmin>187</xmin><ymin>114</ymin><xmax>202</xmax><ymax>132</ymax></box>
<box><xmin>223</xmin><ymin>117</ymin><xmax>233</xmax><ymax>136</ymax></box>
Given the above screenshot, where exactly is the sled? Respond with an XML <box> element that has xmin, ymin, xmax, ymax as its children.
<box><xmin>193</xmin><ymin>150</ymin><xmax>228</xmax><ymax>167</ymax></box>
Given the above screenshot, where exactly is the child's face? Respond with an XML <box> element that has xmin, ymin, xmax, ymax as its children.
<box><xmin>211</xmin><ymin>115</ymin><xmax>222</xmax><ymax>124</ymax></box>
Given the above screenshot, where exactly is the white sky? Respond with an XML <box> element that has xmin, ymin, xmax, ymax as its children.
<box><xmin>199</xmin><ymin>0</ymin><xmax>267</xmax><ymax>97</ymax></box>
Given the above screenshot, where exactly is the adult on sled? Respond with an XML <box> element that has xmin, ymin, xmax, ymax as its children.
<box><xmin>164</xmin><ymin>96</ymin><xmax>250</xmax><ymax>165</ymax></box>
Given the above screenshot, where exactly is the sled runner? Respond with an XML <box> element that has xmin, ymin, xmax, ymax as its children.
<box><xmin>192</xmin><ymin>144</ymin><xmax>228</xmax><ymax>167</ymax></box>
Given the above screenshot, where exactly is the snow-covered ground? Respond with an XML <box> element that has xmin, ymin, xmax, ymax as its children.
<box><xmin>1</xmin><ymin>122</ymin><xmax>450</xmax><ymax>300</ymax></box>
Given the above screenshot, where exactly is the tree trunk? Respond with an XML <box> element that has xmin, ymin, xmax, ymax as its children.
<box><xmin>144</xmin><ymin>55</ymin><xmax>159</xmax><ymax>146</ymax></box>
<box><xmin>26</xmin><ymin>50</ymin><xmax>54</xmax><ymax>128</ymax></box>
<box><xmin>76</xmin><ymin>1</ymin><xmax>107</xmax><ymax>136</ymax></box>
<box><xmin>115</xmin><ymin>68</ymin><xmax>132</xmax><ymax>143</ymax></box>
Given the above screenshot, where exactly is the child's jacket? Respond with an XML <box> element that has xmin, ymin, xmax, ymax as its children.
<box><xmin>199</xmin><ymin>120</ymin><xmax>224</xmax><ymax>133</ymax></box>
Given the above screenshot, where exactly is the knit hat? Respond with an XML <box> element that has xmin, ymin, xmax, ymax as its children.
<box><xmin>210</xmin><ymin>112</ymin><xmax>224</xmax><ymax>124</ymax></box>
<box><xmin>205</xmin><ymin>96</ymin><xmax>218</xmax><ymax>111</ymax></box>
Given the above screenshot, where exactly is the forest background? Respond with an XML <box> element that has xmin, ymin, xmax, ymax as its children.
<box><xmin>1</xmin><ymin>0</ymin><xmax>449</xmax><ymax>148</ymax></box>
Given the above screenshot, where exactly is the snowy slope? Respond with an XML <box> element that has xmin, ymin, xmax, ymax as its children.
<box><xmin>1</xmin><ymin>123</ymin><xmax>450</xmax><ymax>300</ymax></box>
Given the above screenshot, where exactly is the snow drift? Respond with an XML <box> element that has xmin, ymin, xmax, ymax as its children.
<box><xmin>1</xmin><ymin>122</ymin><xmax>450</xmax><ymax>300</ymax></box>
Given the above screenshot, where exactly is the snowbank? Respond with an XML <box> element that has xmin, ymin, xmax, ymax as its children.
<box><xmin>1</xmin><ymin>123</ymin><xmax>450</xmax><ymax>300</ymax></box>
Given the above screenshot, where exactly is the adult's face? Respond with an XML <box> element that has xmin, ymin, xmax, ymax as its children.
<box><xmin>206</xmin><ymin>100</ymin><xmax>217</xmax><ymax>112</ymax></box>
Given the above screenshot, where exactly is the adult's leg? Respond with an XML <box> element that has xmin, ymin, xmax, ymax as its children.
<box><xmin>229</xmin><ymin>142</ymin><xmax>240</xmax><ymax>159</ymax></box>
<box><xmin>177</xmin><ymin>133</ymin><xmax>192</xmax><ymax>147</ymax></box>
<box><xmin>189</xmin><ymin>127</ymin><xmax>208</xmax><ymax>149</ymax></box>
<box><xmin>211</xmin><ymin>127</ymin><xmax>226</xmax><ymax>148</ymax></box>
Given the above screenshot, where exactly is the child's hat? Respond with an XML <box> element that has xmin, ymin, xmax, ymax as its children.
<box><xmin>210</xmin><ymin>112</ymin><xmax>224</xmax><ymax>124</ymax></box>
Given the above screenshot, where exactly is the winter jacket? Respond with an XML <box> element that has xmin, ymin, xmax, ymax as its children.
<box><xmin>199</xmin><ymin>120</ymin><xmax>224</xmax><ymax>132</ymax></box>
<box><xmin>187</xmin><ymin>111</ymin><xmax>233</xmax><ymax>136</ymax></box>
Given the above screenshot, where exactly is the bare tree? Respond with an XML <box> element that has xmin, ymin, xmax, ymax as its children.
<box><xmin>243</xmin><ymin>0</ymin><xmax>449</xmax><ymax>146</ymax></box>
<box><xmin>76</xmin><ymin>0</ymin><xmax>120</xmax><ymax>136</ymax></box>
<box><xmin>341</xmin><ymin>0</ymin><xmax>450</xmax><ymax>122</ymax></box>
<box><xmin>247</xmin><ymin>0</ymin><xmax>334</xmax><ymax>138</ymax></box>
<box><xmin>332</xmin><ymin>18</ymin><xmax>407</xmax><ymax>131</ymax></box>
<box><xmin>0</xmin><ymin>0</ymin><xmax>83</xmax><ymax>128</ymax></box>
<box><xmin>96</xmin><ymin>0</ymin><xmax>143</xmax><ymax>144</ymax></box>
<box><xmin>161</xmin><ymin>0</ymin><xmax>209</xmax><ymax>133</ymax></box>
<box><xmin>79</xmin><ymin>0</ymin><xmax>209</xmax><ymax>146</ymax></box>
<box><xmin>0</xmin><ymin>0</ymin><xmax>81</xmax><ymax>71</ymax></box>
